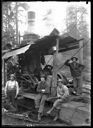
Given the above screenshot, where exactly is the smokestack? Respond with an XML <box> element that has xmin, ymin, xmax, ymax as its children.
<box><xmin>27</xmin><ymin>11</ymin><xmax>35</xmax><ymax>33</ymax></box>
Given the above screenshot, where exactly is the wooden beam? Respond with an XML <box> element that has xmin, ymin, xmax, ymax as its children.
<box><xmin>58</xmin><ymin>45</ymin><xmax>79</xmax><ymax>53</ymax></box>
<box><xmin>51</xmin><ymin>37</ymin><xmax>59</xmax><ymax>96</ymax></box>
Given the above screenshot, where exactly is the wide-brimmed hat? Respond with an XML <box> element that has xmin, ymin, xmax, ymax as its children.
<box><xmin>71</xmin><ymin>57</ymin><xmax>78</xmax><ymax>61</ymax></box>
<box><xmin>58</xmin><ymin>79</ymin><xmax>62</xmax><ymax>82</ymax></box>
<box><xmin>41</xmin><ymin>74</ymin><xmax>45</xmax><ymax>78</ymax></box>
<box><xmin>10</xmin><ymin>74</ymin><xmax>15</xmax><ymax>78</ymax></box>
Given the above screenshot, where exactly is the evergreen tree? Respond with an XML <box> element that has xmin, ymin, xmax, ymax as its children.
<box><xmin>2</xmin><ymin>2</ymin><xmax>29</xmax><ymax>50</ymax></box>
<box><xmin>66</xmin><ymin>5</ymin><xmax>91</xmax><ymax>81</ymax></box>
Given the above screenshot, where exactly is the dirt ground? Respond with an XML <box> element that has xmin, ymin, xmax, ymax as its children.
<box><xmin>2</xmin><ymin>81</ymin><xmax>91</xmax><ymax>126</ymax></box>
<box><xmin>2</xmin><ymin>113</ymin><xmax>67</xmax><ymax>126</ymax></box>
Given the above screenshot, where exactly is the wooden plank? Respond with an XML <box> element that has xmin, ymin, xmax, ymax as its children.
<box><xmin>19</xmin><ymin>93</ymin><xmax>37</xmax><ymax>100</ymax></box>
<box><xmin>19</xmin><ymin>92</ymin><xmax>58</xmax><ymax>102</ymax></box>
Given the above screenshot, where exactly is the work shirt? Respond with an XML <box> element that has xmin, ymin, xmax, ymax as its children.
<box><xmin>57</xmin><ymin>84</ymin><xmax>69</xmax><ymax>98</ymax></box>
<box><xmin>65</xmin><ymin>60</ymin><xmax>85</xmax><ymax>77</ymax></box>
<box><xmin>37</xmin><ymin>81</ymin><xmax>50</xmax><ymax>94</ymax></box>
<box><xmin>5</xmin><ymin>80</ymin><xmax>19</xmax><ymax>96</ymax></box>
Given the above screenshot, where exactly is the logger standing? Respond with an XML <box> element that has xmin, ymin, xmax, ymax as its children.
<box><xmin>64</xmin><ymin>57</ymin><xmax>85</xmax><ymax>95</ymax></box>
<box><xmin>5</xmin><ymin>74</ymin><xmax>19</xmax><ymax>109</ymax></box>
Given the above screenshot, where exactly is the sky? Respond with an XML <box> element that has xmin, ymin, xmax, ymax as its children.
<box><xmin>18</xmin><ymin>1</ymin><xmax>91</xmax><ymax>37</ymax></box>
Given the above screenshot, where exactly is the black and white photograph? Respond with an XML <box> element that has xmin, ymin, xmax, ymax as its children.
<box><xmin>2</xmin><ymin>1</ymin><xmax>91</xmax><ymax>126</ymax></box>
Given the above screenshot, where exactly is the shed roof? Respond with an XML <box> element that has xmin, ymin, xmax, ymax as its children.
<box><xmin>2</xmin><ymin>44</ymin><xmax>31</xmax><ymax>59</ymax></box>
<box><xmin>2</xmin><ymin>31</ymin><xmax>82</xmax><ymax>59</ymax></box>
<box><xmin>25</xmin><ymin>34</ymin><xmax>81</xmax><ymax>55</ymax></box>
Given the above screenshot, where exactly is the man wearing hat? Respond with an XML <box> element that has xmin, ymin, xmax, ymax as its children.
<box><xmin>47</xmin><ymin>78</ymin><xmax>69</xmax><ymax>121</ymax></box>
<box><xmin>64</xmin><ymin>57</ymin><xmax>85</xmax><ymax>95</ymax></box>
<box><xmin>35</xmin><ymin>74</ymin><xmax>51</xmax><ymax>121</ymax></box>
<box><xmin>5</xmin><ymin>74</ymin><xmax>19</xmax><ymax>109</ymax></box>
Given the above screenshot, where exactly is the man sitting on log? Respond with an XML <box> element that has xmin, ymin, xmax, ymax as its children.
<box><xmin>35</xmin><ymin>74</ymin><xmax>51</xmax><ymax>121</ymax></box>
<box><xmin>47</xmin><ymin>79</ymin><xmax>69</xmax><ymax>121</ymax></box>
<box><xmin>64</xmin><ymin>57</ymin><xmax>85</xmax><ymax>95</ymax></box>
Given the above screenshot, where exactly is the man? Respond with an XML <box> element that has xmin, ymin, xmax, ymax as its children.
<box><xmin>47</xmin><ymin>79</ymin><xmax>69</xmax><ymax>121</ymax></box>
<box><xmin>64</xmin><ymin>57</ymin><xmax>85</xmax><ymax>95</ymax></box>
<box><xmin>5</xmin><ymin>74</ymin><xmax>19</xmax><ymax>109</ymax></box>
<box><xmin>35</xmin><ymin>74</ymin><xmax>51</xmax><ymax>121</ymax></box>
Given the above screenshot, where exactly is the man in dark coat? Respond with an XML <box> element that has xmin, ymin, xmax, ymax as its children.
<box><xmin>64</xmin><ymin>57</ymin><xmax>85</xmax><ymax>95</ymax></box>
<box><xmin>35</xmin><ymin>74</ymin><xmax>51</xmax><ymax>121</ymax></box>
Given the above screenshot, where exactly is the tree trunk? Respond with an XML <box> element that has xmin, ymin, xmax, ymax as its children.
<box><xmin>78</xmin><ymin>39</ymin><xmax>83</xmax><ymax>64</ymax></box>
<box><xmin>16</xmin><ymin>2</ymin><xmax>19</xmax><ymax>45</ymax></box>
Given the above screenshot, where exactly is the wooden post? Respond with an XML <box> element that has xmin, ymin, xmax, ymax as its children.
<box><xmin>4</xmin><ymin>61</ymin><xmax>7</xmax><ymax>86</ymax></box>
<box><xmin>2</xmin><ymin>59</ymin><xmax>7</xmax><ymax>87</ymax></box>
<box><xmin>2</xmin><ymin>59</ymin><xmax>5</xmax><ymax>87</ymax></box>
<box><xmin>78</xmin><ymin>39</ymin><xmax>83</xmax><ymax>64</ymax></box>
<box><xmin>78</xmin><ymin>39</ymin><xmax>83</xmax><ymax>93</ymax></box>
<box><xmin>19</xmin><ymin>31</ymin><xmax>20</xmax><ymax>44</ymax></box>
<box><xmin>5</xmin><ymin>63</ymin><xmax>7</xmax><ymax>83</ymax></box>
<box><xmin>51</xmin><ymin>37</ymin><xmax>59</xmax><ymax>96</ymax></box>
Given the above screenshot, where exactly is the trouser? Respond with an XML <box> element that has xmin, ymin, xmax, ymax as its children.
<box><xmin>34</xmin><ymin>94</ymin><xmax>48</xmax><ymax>114</ymax></box>
<box><xmin>52</xmin><ymin>97</ymin><xmax>69</xmax><ymax>118</ymax></box>
<box><xmin>53</xmin><ymin>97</ymin><xmax>69</xmax><ymax>109</ymax></box>
<box><xmin>6</xmin><ymin>89</ymin><xmax>17</xmax><ymax>108</ymax></box>
<box><xmin>73</xmin><ymin>76</ymin><xmax>82</xmax><ymax>94</ymax></box>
